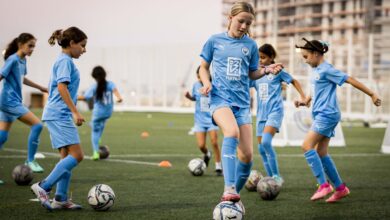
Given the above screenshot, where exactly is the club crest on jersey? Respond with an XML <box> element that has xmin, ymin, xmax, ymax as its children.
<box><xmin>241</xmin><ymin>47</ymin><xmax>249</xmax><ymax>56</ymax></box>
<box><xmin>226</xmin><ymin>57</ymin><xmax>241</xmax><ymax>81</ymax></box>
<box><xmin>267</xmin><ymin>74</ymin><xmax>274</xmax><ymax>80</ymax></box>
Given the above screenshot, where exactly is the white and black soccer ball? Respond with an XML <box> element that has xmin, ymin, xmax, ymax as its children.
<box><xmin>256</xmin><ymin>177</ymin><xmax>281</xmax><ymax>200</ymax></box>
<box><xmin>213</xmin><ymin>201</ymin><xmax>244</xmax><ymax>220</ymax></box>
<box><xmin>12</xmin><ymin>164</ymin><xmax>33</xmax><ymax>185</ymax></box>
<box><xmin>188</xmin><ymin>158</ymin><xmax>206</xmax><ymax>176</ymax></box>
<box><xmin>245</xmin><ymin>170</ymin><xmax>262</xmax><ymax>192</ymax></box>
<box><xmin>87</xmin><ymin>184</ymin><xmax>115</xmax><ymax>211</ymax></box>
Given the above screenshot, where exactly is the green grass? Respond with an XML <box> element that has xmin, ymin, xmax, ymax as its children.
<box><xmin>0</xmin><ymin>111</ymin><xmax>389</xmax><ymax>219</ymax></box>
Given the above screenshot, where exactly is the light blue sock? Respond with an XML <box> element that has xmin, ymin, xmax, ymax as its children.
<box><xmin>258</xmin><ymin>143</ymin><xmax>272</xmax><ymax>176</ymax></box>
<box><xmin>235</xmin><ymin>160</ymin><xmax>253</xmax><ymax>193</ymax></box>
<box><xmin>40</xmin><ymin>155</ymin><xmax>78</xmax><ymax>191</ymax></box>
<box><xmin>304</xmin><ymin>149</ymin><xmax>327</xmax><ymax>185</ymax></box>
<box><xmin>321</xmin><ymin>154</ymin><xmax>343</xmax><ymax>188</ymax></box>
<box><xmin>55</xmin><ymin>171</ymin><xmax>71</xmax><ymax>202</ymax></box>
<box><xmin>27</xmin><ymin>124</ymin><xmax>43</xmax><ymax>162</ymax></box>
<box><xmin>262</xmin><ymin>132</ymin><xmax>279</xmax><ymax>176</ymax></box>
<box><xmin>0</xmin><ymin>130</ymin><xmax>9</xmax><ymax>149</ymax></box>
<box><xmin>91</xmin><ymin>128</ymin><xmax>100</xmax><ymax>152</ymax></box>
<box><xmin>221</xmin><ymin>137</ymin><xmax>238</xmax><ymax>187</ymax></box>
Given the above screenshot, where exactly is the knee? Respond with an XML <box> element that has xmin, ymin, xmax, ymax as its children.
<box><xmin>238</xmin><ymin>149</ymin><xmax>253</xmax><ymax>163</ymax></box>
<box><xmin>224</xmin><ymin>127</ymin><xmax>239</xmax><ymax>138</ymax></box>
<box><xmin>74</xmin><ymin>152</ymin><xmax>84</xmax><ymax>163</ymax></box>
<box><xmin>32</xmin><ymin>123</ymin><xmax>43</xmax><ymax>133</ymax></box>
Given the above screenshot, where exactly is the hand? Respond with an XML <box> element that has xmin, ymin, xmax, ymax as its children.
<box><xmin>117</xmin><ymin>98</ymin><xmax>123</xmax><ymax>103</ymax></box>
<box><xmin>72</xmin><ymin>111</ymin><xmax>85</xmax><ymax>126</ymax></box>
<box><xmin>200</xmin><ymin>82</ymin><xmax>211</xmax><ymax>96</ymax></box>
<box><xmin>295</xmin><ymin>97</ymin><xmax>311</xmax><ymax>108</ymax></box>
<box><xmin>40</xmin><ymin>87</ymin><xmax>49</xmax><ymax>93</ymax></box>
<box><xmin>371</xmin><ymin>93</ymin><xmax>381</xmax><ymax>107</ymax></box>
<box><xmin>267</xmin><ymin>63</ymin><xmax>284</xmax><ymax>75</ymax></box>
<box><xmin>184</xmin><ymin>91</ymin><xmax>191</xmax><ymax>99</ymax></box>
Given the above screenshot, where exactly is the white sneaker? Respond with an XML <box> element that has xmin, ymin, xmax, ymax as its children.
<box><xmin>31</xmin><ymin>182</ymin><xmax>52</xmax><ymax>210</ymax></box>
<box><xmin>272</xmin><ymin>175</ymin><xmax>284</xmax><ymax>186</ymax></box>
<box><xmin>51</xmin><ymin>199</ymin><xmax>82</xmax><ymax>210</ymax></box>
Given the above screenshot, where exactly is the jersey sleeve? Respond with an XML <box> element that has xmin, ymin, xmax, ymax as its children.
<box><xmin>325</xmin><ymin>66</ymin><xmax>349</xmax><ymax>86</ymax></box>
<box><xmin>0</xmin><ymin>57</ymin><xmax>16</xmax><ymax>78</ymax></box>
<box><xmin>280</xmin><ymin>70</ymin><xmax>293</xmax><ymax>84</ymax></box>
<box><xmin>249</xmin><ymin>42</ymin><xmax>259</xmax><ymax>72</ymax></box>
<box><xmin>200</xmin><ymin>37</ymin><xmax>214</xmax><ymax>64</ymax></box>
<box><xmin>249</xmin><ymin>79</ymin><xmax>256</xmax><ymax>88</ymax></box>
<box><xmin>83</xmin><ymin>85</ymin><xmax>96</xmax><ymax>100</ymax></box>
<box><xmin>56</xmin><ymin>59</ymin><xmax>73</xmax><ymax>84</ymax></box>
<box><xmin>108</xmin><ymin>81</ymin><xmax>116</xmax><ymax>91</ymax></box>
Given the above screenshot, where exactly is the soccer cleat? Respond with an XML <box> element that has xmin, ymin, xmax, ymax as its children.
<box><xmin>31</xmin><ymin>182</ymin><xmax>52</xmax><ymax>210</ymax></box>
<box><xmin>203</xmin><ymin>151</ymin><xmax>212</xmax><ymax>167</ymax></box>
<box><xmin>215</xmin><ymin>169</ymin><xmax>223</xmax><ymax>176</ymax></box>
<box><xmin>310</xmin><ymin>183</ymin><xmax>334</xmax><ymax>201</ymax></box>
<box><xmin>272</xmin><ymin>175</ymin><xmax>284</xmax><ymax>186</ymax></box>
<box><xmin>326</xmin><ymin>185</ymin><xmax>350</xmax><ymax>203</ymax></box>
<box><xmin>92</xmin><ymin>151</ymin><xmax>100</xmax><ymax>161</ymax></box>
<box><xmin>51</xmin><ymin>199</ymin><xmax>82</xmax><ymax>210</ymax></box>
<box><xmin>0</xmin><ymin>179</ymin><xmax>3</xmax><ymax>185</ymax></box>
<box><xmin>221</xmin><ymin>187</ymin><xmax>240</xmax><ymax>202</ymax></box>
<box><xmin>26</xmin><ymin>160</ymin><xmax>44</xmax><ymax>173</ymax></box>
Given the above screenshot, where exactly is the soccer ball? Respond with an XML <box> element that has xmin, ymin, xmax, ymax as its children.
<box><xmin>12</xmin><ymin>164</ymin><xmax>33</xmax><ymax>185</ymax></box>
<box><xmin>99</xmin><ymin>145</ymin><xmax>110</xmax><ymax>159</ymax></box>
<box><xmin>256</xmin><ymin>177</ymin><xmax>281</xmax><ymax>200</ymax></box>
<box><xmin>87</xmin><ymin>184</ymin><xmax>115</xmax><ymax>211</ymax></box>
<box><xmin>213</xmin><ymin>201</ymin><xmax>244</xmax><ymax>220</ymax></box>
<box><xmin>188</xmin><ymin>158</ymin><xmax>206</xmax><ymax>176</ymax></box>
<box><xmin>245</xmin><ymin>170</ymin><xmax>262</xmax><ymax>192</ymax></box>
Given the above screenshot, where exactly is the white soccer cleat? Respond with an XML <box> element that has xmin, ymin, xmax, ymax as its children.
<box><xmin>51</xmin><ymin>199</ymin><xmax>82</xmax><ymax>210</ymax></box>
<box><xmin>31</xmin><ymin>182</ymin><xmax>52</xmax><ymax>210</ymax></box>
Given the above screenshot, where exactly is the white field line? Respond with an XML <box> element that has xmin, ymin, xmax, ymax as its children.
<box><xmin>2</xmin><ymin>148</ymin><xmax>160</xmax><ymax>167</ymax></box>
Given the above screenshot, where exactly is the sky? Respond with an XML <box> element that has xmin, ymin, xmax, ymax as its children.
<box><xmin>0</xmin><ymin>0</ymin><xmax>222</xmax><ymax>47</ymax></box>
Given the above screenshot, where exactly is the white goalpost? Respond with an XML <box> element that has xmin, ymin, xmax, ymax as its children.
<box><xmin>272</xmin><ymin>103</ymin><xmax>346</xmax><ymax>147</ymax></box>
<box><xmin>381</xmin><ymin>122</ymin><xmax>390</xmax><ymax>154</ymax></box>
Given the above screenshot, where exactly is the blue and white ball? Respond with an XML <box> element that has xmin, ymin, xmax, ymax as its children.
<box><xmin>188</xmin><ymin>158</ymin><xmax>206</xmax><ymax>176</ymax></box>
<box><xmin>213</xmin><ymin>201</ymin><xmax>244</xmax><ymax>220</ymax></box>
<box><xmin>87</xmin><ymin>184</ymin><xmax>115</xmax><ymax>211</ymax></box>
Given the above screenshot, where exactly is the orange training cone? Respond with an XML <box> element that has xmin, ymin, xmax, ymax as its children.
<box><xmin>141</xmin><ymin>131</ymin><xmax>149</xmax><ymax>138</ymax></box>
<box><xmin>159</xmin><ymin>160</ymin><xmax>172</xmax><ymax>168</ymax></box>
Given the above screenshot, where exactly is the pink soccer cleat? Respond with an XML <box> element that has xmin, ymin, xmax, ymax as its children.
<box><xmin>221</xmin><ymin>186</ymin><xmax>240</xmax><ymax>202</ymax></box>
<box><xmin>310</xmin><ymin>183</ymin><xmax>334</xmax><ymax>201</ymax></box>
<box><xmin>326</xmin><ymin>184</ymin><xmax>350</xmax><ymax>203</ymax></box>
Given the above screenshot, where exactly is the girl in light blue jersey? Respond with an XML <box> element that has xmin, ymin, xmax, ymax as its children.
<box><xmin>295</xmin><ymin>38</ymin><xmax>381</xmax><ymax>203</ymax></box>
<box><xmin>78</xmin><ymin>66</ymin><xmax>123</xmax><ymax>160</ymax></box>
<box><xmin>199</xmin><ymin>2</ymin><xmax>283</xmax><ymax>203</ymax></box>
<box><xmin>251</xmin><ymin>44</ymin><xmax>306</xmax><ymax>185</ymax></box>
<box><xmin>185</xmin><ymin>66</ymin><xmax>221</xmax><ymax>175</ymax></box>
<box><xmin>31</xmin><ymin>27</ymin><xmax>87</xmax><ymax>210</ymax></box>
<box><xmin>0</xmin><ymin>33</ymin><xmax>48</xmax><ymax>180</ymax></box>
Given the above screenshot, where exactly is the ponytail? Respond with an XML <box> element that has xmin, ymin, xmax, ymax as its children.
<box><xmin>295</xmin><ymin>38</ymin><xmax>329</xmax><ymax>55</ymax></box>
<box><xmin>48</xmin><ymin>27</ymin><xmax>87</xmax><ymax>48</ymax></box>
<box><xmin>91</xmin><ymin>66</ymin><xmax>107</xmax><ymax>102</ymax></box>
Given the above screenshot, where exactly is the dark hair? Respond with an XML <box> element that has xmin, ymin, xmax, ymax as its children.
<box><xmin>91</xmin><ymin>66</ymin><xmax>107</xmax><ymax>102</ymax></box>
<box><xmin>295</xmin><ymin>37</ymin><xmax>329</xmax><ymax>54</ymax></box>
<box><xmin>4</xmin><ymin>33</ymin><xmax>35</xmax><ymax>60</ymax></box>
<box><xmin>48</xmin><ymin>26</ymin><xmax>87</xmax><ymax>48</ymax></box>
<box><xmin>259</xmin><ymin>43</ymin><xmax>277</xmax><ymax>64</ymax></box>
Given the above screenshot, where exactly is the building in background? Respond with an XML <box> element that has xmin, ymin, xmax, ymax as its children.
<box><xmin>222</xmin><ymin>0</ymin><xmax>390</xmax><ymax>121</ymax></box>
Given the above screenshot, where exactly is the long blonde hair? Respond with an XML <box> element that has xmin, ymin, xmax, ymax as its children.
<box><xmin>227</xmin><ymin>1</ymin><xmax>255</xmax><ymax>36</ymax></box>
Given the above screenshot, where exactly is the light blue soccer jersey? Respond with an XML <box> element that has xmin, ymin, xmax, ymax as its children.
<box><xmin>192</xmin><ymin>81</ymin><xmax>213</xmax><ymax>127</ymax></box>
<box><xmin>200</xmin><ymin>32</ymin><xmax>259</xmax><ymax>108</ymax></box>
<box><xmin>311</xmin><ymin>61</ymin><xmax>349</xmax><ymax>121</ymax></box>
<box><xmin>0</xmin><ymin>53</ymin><xmax>27</xmax><ymax>107</ymax></box>
<box><xmin>250</xmin><ymin>70</ymin><xmax>293</xmax><ymax>122</ymax></box>
<box><xmin>42</xmin><ymin>53</ymin><xmax>80</xmax><ymax>121</ymax></box>
<box><xmin>83</xmin><ymin>81</ymin><xmax>116</xmax><ymax>118</ymax></box>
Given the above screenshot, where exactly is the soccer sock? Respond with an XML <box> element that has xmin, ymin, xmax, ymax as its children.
<box><xmin>235</xmin><ymin>160</ymin><xmax>253</xmax><ymax>193</ymax></box>
<box><xmin>304</xmin><ymin>149</ymin><xmax>327</xmax><ymax>185</ymax></box>
<box><xmin>0</xmin><ymin>130</ymin><xmax>9</xmax><ymax>149</ymax></box>
<box><xmin>215</xmin><ymin>162</ymin><xmax>222</xmax><ymax>170</ymax></box>
<box><xmin>321</xmin><ymin>154</ymin><xmax>343</xmax><ymax>188</ymax></box>
<box><xmin>27</xmin><ymin>124</ymin><xmax>43</xmax><ymax>162</ymax></box>
<box><xmin>91</xmin><ymin>128</ymin><xmax>100</xmax><ymax>152</ymax></box>
<box><xmin>262</xmin><ymin>132</ymin><xmax>279</xmax><ymax>176</ymax></box>
<box><xmin>55</xmin><ymin>171</ymin><xmax>71</xmax><ymax>202</ymax></box>
<box><xmin>40</xmin><ymin>155</ymin><xmax>78</xmax><ymax>191</ymax></box>
<box><xmin>258</xmin><ymin>143</ymin><xmax>272</xmax><ymax>176</ymax></box>
<box><xmin>221</xmin><ymin>137</ymin><xmax>238</xmax><ymax>187</ymax></box>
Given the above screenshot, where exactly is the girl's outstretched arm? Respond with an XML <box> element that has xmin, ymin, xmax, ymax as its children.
<box><xmin>291</xmin><ymin>79</ymin><xmax>307</xmax><ymax>106</ymax></box>
<box><xmin>346</xmin><ymin>77</ymin><xmax>381</xmax><ymax>106</ymax></box>
<box><xmin>23</xmin><ymin>77</ymin><xmax>48</xmax><ymax>93</ymax></box>
<box><xmin>249</xmin><ymin>63</ymin><xmax>284</xmax><ymax>80</ymax></box>
<box><xmin>113</xmin><ymin>88</ymin><xmax>123</xmax><ymax>103</ymax></box>
<box><xmin>184</xmin><ymin>91</ymin><xmax>195</xmax><ymax>101</ymax></box>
